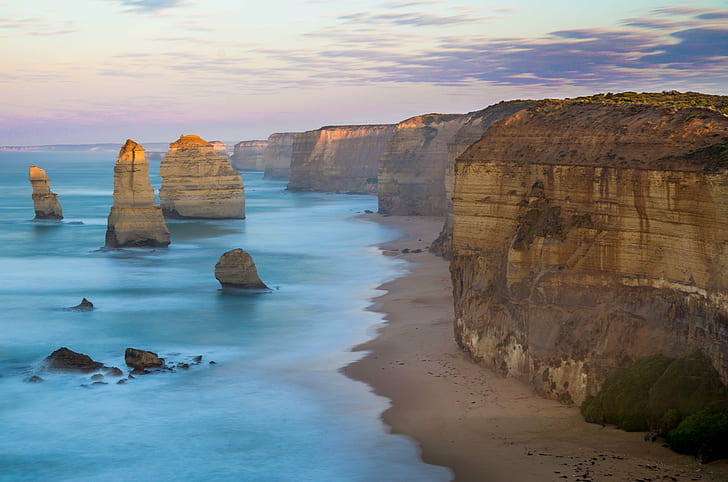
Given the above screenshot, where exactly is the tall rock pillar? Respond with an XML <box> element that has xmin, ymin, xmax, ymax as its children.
<box><xmin>105</xmin><ymin>140</ymin><xmax>170</xmax><ymax>248</ymax></box>
<box><xmin>29</xmin><ymin>166</ymin><xmax>63</xmax><ymax>219</ymax></box>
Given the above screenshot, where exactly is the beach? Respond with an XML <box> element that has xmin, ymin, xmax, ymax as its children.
<box><xmin>345</xmin><ymin>214</ymin><xmax>728</xmax><ymax>482</ymax></box>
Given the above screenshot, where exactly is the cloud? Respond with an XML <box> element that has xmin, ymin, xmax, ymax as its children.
<box><xmin>107</xmin><ymin>0</ymin><xmax>191</xmax><ymax>13</ymax></box>
<box><xmin>338</xmin><ymin>11</ymin><xmax>487</xmax><ymax>27</ymax></box>
<box><xmin>0</xmin><ymin>16</ymin><xmax>76</xmax><ymax>36</ymax></box>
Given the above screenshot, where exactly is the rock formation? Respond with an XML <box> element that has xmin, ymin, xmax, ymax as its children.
<box><xmin>231</xmin><ymin>140</ymin><xmax>268</xmax><ymax>170</ymax></box>
<box><xmin>430</xmin><ymin>101</ymin><xmax>537</xmax><ymax>257</ymax></box>
<box><xmin>287</xmin><ymin>125</ymin><xmax>395</xmax><ymax>194</ymax></box>
<box><xmin>210</xmin><ymin>141</ymin><xmax>229</xmax><ymax>159</ymax></box>
<box><xmin>215</xmin><ymin>248</ymin><xmax>269</xmax><ymax>290</ymax></box>
<box><xmin>66</xmin><ymin>298</ymin><xmax>94</xmax><ymax>311</ymax></box>
<box><xmin>125</xmin><ymin>347</ymin><xmax>165</xmax><ymax>371</ymax></box>
<box><xmin>377</xmin><ymin>113</ymin><xmax>468</xmax><ymax>216</ymax></box>
<box><xmin>105</xmin><ymin>140</ymin><xmax>170</xmax><ymax>248</ymax></box>
<box><xmin>28</xmin><ymin>165</ymin><xmax>63</xmax><ymax>219</ymax></box>
<box><xmin>44</xmin><ymin>347</ymin><xmax>102</xmax><ymax>372</ymax></box>
<box><xmin>160</xmin><ymin>135</ymin><xmax>245</xmax><ymax>219</ymax></box>
<box><xmin>450</xmin><ymin>92</ymin><xmax>728</xmax><ymax>405</ymax></box>
<box><xmin>263</xmin><ymin>133</ymin><xmax>296</xmax><ymax>180</ymax></box>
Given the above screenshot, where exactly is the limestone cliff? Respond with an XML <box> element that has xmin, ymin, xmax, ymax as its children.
<box><xmin>210</xmin><ymin>141</ymin><xmax>230</xmax><ymax>159</ymax></box>
<box><xmin>263</xmin><ymin>133</ymin><xmax>296</xmax><ymax>180</ymax></box>
<box><xmin>231</xmin><ymin>140</ymin><xmax>268</xmax><ymax>170</ymax></box>
<box><xmin>450</xmin><ymin>93</ymin><xmax>728</xmax><ymax>404</ymax></box>
<box><xmin>160</xmin><ymin>135</ymin><xmax>245</xmax><ymax>219</ymax></box>
<box><xmin>29</xmin><ymin>165</ymin><xmax>63</xmax><ymax>219</ymax></box>
<box><xmin>430</xmin><ymin>101</ymin><xmax>537</xmax><ymax>257</ymax></box>
<box><xmin>105</xmin><ymin>140</ymin><xmax>170</xmax><ymax>248</ymax></box>
<box><xmin>287</xmin><ymin>125</ymin><xmax>395</xmax><ymax>194</ymax></box>
<box><xmin>377</xmin><ymin>113</ymin><xmax>468</xmax><ymax>215</ymax></box>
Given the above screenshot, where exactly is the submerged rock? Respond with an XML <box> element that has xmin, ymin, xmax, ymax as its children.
<box><xmin>105</xmin><ymin>140</ymin><xmax>170</xmax><ymax>248</ymax></box>
<box><xmin>24</xmin><ymin>375</ymin><xmax>43</xmax><ymax>383</ymax></box>
<box><xmin>44</xmin><ymin>347</ymin><xmax>102</xmax><ymax>373</ymax></box>
<box><xmin>67</xmin><ymin>298</ymin><xmax>94</xmax><ymax>311</ymax></box>
<box><xmin>29</xmin><ymin>165</ymin><xmax>63</xmax><ymax>220</ymax></box>
<box><xmin>125</xmin><ymin>348</ymin><xmax>164</xmax><ymax>371</ymax></box>
<box><xmin>214</xmin><ymin>248</ymin><xmax>269</xmax><ymax>290</ymax></box>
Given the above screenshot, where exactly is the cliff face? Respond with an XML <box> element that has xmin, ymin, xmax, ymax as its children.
<box><xmin>287</xmin><ymin>125</ymin><xmax>395</xmax><ymax>194</ymax></box>
<box><xmin>160</xmin><ymin>135</ymin><xmax>245</xmax><ymax>219</ymax></box>
<box><xmin>262</xmin><ymin>133</ymin><xmax>295</xmax><ymax>180</ymax></box>
<box><xmin>377</xmin><ymin>113</ymin><xmax>468</xmax><ymax>215</ymax></box>
<box><xmin>105</xmin><ymin>140</ymin><xmax>170</xmax><ymax>248</ymax></box>
<box><xmin>430</xmin><ymin>101</ymin><xmax>536</xmax><ymax>257</ymax></box>
<box><xmin>450</xmin><ymin>97</ymin><xmax>728</xmax><ymax>404</ymax></box>
<box><xmin>29</xmin><ymin>165</ymin><xmax>63</xmax><ymax>219</ymax></box>
<box><xmin>231</xmin><ymin>140</ymin><xmax>267</xmax><ymax>170</ymax></box>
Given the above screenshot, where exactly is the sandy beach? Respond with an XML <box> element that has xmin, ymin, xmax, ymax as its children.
<box><xmin>345</xmin><ymin>214</ymin><xmax>728</xmax><ymax>482</ymax></box>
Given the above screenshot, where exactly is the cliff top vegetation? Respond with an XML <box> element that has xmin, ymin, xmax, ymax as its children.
<box><xmin>564</xmin><ymin>91</ymin><xmax>728</xmax><ymax>115</ymax></box>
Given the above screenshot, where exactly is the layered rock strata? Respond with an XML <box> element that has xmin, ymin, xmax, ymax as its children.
<box><xmin>377</xmin><ymin>113</ymin><xmax>468</xmax><ymax>215</ymax></box>
<box><xmin>215</xmin><ymin>248</ymin><xmax>269</xmax><ymax>290</ymax></box>
<box><xmin>29</xmin><ymin>165</ymin><xmax>63</xmax><ymax>219</ymax></box>
<box><xmin>160</xmin><ymin>135</ymin><xmax>245</xmax><ymax>219</ymax></box>
<box><xmin>430</xmin><ymin>101</ymin><xmax>537</xmax><ymax>257</ymax></box>
<box><xmin>210</xmin><ymin>141</ymin><xmax>230</xmax><ymax>159</ymax></box>
<box><xmin>262</xmin><ymin>133</ymin><xmax>296</xmax><ymax>180</ymax></box>
<box><xmin>450</xmin><ymin>95</ymin><xmax>728</xmax><ymax>405</ymax></box>
<box><xmin>231</xmin><ymin>140</ymin><xmax>268</xmax><ymax>170</ymax></box>
<box><xmin>105</xmin><ymin>140</ymin><xmax>170</xmax><ymax>248</ymax></box>
<box><xmin>287</xmin><ymin>125</ymin><xmax>395</xmax><ymax>194</ymax></box>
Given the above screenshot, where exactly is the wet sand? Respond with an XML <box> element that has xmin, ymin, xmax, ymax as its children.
<box><xmin>344</xmin><ymin>214</ymin><xmax>728</xmax><ymax>482</ymax></box>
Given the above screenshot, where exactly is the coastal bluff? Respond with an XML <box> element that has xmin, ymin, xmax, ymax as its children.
<box><xmin>263</xmin><ymin>133</ymin><xmax>296</xmax><ymax>180</ymax></box>
<box><xmin>377</xmin><ymin>113</ymin><xmax>468</xmax><ymax>216</ymax></box>
<box><xmin>105</xmin><ymin>140</ymin><xmax>170</xmax><ymax>248</ymax></box>
<box><xmin>450</xmin><ymin>92</ymin><xmax>728</xmax><ymax>404</ymax></box>
<box><xmin>29</xmin><ymin>166</ymin><xmax>63</xmax><ymax>219</ymax></box>
<box><xmin>231</xmin><ymin>140</ymin><xmax>267</xmax><ymax>171</ymax></box>
<box><xmin>287</xmin><ymin>124</ymin><xmax>395</xmax><ymax>194</ymax></box>
<box><xmin>160</xmin><ymin>135</ymin><xmax>245</xmax><ymax>219</ymax></box>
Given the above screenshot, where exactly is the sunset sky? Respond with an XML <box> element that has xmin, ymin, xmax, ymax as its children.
<box><xmin>1</xmin><ymin>0</ymin><xmax>727</xmax><ymax>145</ymax></box>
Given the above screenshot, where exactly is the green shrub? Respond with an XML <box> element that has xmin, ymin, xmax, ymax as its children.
<box><xmin>668</xmin><ymin>408</ymin><xmax>728</xmax><ymax>462</ymax></box>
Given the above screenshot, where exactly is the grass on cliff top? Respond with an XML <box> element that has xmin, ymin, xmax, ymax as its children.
<box><xmin>581</xmin><ymin>351</ymin><xmax>728</xmax><ymax>462</ymax></box>
<box><xmin>560</xmin><ymin>90</ymin><xmax>728</xmax><ymax>115</ymax></box>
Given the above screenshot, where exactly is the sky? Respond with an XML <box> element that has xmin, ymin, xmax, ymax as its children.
<box><xmin>1</xmin><ymin>0</ymin><xmax>727</xmax><ymax>145</ymax></box>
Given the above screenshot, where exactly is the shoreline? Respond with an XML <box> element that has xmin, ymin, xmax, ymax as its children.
<box><xmin>344</xmin><ymin>214</ymin><xmax>728</xmax><ymax>481</ymax></box>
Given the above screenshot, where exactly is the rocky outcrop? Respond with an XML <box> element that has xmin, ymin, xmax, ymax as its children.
<box><xmin>210</xmin><ymin>141</ymin><xmax>229</xmax><ymax>159</ymax></box>
<box><xmin>29</xmin><ymin>165</ymin><xmax>63</xmax><ymax>219</ymax></box>
<box><xmin>287</xmin><ymin>125</ymin><xmax>395</xmax><ymax>194</ymax></box>
<box><xmin>214</xmin><ymin>248</ymin><xmax>269</xmax><ymax>290</ymax></box>
<box><xmin>430</xmin><ymin>101</ymin><xmax>537</xmax><ymax>257</ymax></box>
<box><xmin>105</xmin><ymin>140</ymin><xmax>170</xmax><ymax>248</ymax></box>
<box><xmin>44</xmin><ymin>347</ymin><xmax>102</xmax><ymax>372</ymax></box>
<box><xmin>231</xmin><ymin>140</ymin><xmax>268</xmax><ymax>170</ymax></box>
<box><xmin>450</xmin><ymin>93</ymin><xmax>728</xmax><ymax>405</ymax></box>
<box><xmin>263</xmin><ymin>133</ymin><xmax>296</xmax><ymax>180</ymax></box>
<box><xmin>377</xmin><ymin>113</ymin><xmax>468</xmax><ymax>215</ymax></box>
<box><xmin>66</xmin><ymin>298</ymin><xmax>94</xmax><ymax>311</ymax></box>
<box><xmin>125</xmin><ymin>347</ymin><xmax>164</xmax><ymax>371</ymax></box>
<box><xmin>160</xmin><ymin>135</ymin><xmax>245</xmax><ymax>219</ymax></box>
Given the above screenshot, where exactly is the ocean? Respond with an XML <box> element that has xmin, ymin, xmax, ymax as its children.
<box><xmin>0</xmin><ymin>150</ymin><xmax>451</xmax><ymax>481</ymax></box>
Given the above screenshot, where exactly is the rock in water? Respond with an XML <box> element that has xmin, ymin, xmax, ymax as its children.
<box><xmin>29</xmin><ymin>165</ymin><xmax>63</xmax><ymax>219</ymax></box>
<box><xmin>105</xmin><ymin>139</ymin><xmax>170</xmax><ymax>248</ymax></box>
<box><xmin>160</xmin><ymin>135</ymin><xmax>245</xmax><ymax>219</ymax></box>
<box><xmin>215</xmin><ymin>248</ymin><xmax>269</xmax><ymax>290</ymax></box>
<box><xmin>231</xmin><ymin>140</ymin><xmax>268</xmax><ymax>170</ymax></box>
<box><xmin>67</xmin><ymin>298</ymin><xmax>94</xmax><ymax>311</ymax></box>
<box><xmin>262</xmin><ymin>132</ymin><xmax>297</xmax><ymax>180</ymax></box>
<box><xmin>44</xmin><ymin>347</ymin><xmax>102</xmax><ymax>372</ymax></box>
<box><xmin>125</xmin><ymin>348</ymin><xmax>164</xmax><ymax>370</ymax></box>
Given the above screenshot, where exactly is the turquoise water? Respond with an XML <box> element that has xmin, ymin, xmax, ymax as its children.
<box><xmin>0</xmin><ymin>151</ymin><xmax>451</xmax><ymax>481</ymax></box>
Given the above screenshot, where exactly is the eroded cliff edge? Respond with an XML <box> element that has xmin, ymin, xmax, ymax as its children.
<box><xmin>231</xmin><ymin>140</ymin><xmax>267</xmax><ymax>171</ymax></box>
<box><xmin>450</xmin><ymin>93</ymin><xmax>728</xmax><ymax>404</ymax></box>
<box><xmin>287</xmin><ymin>124</ymin><xmax>395</xmax><ymax>194</ymax></box>
<box><xmin>262</xmin><ymin>133</ymin><xmax>296</xmax><ymax>180</ymax></box>
<box><xmin>377</xmin><ymin>113</ymin><xmax>467</xmax><ymax>216</ymax></box>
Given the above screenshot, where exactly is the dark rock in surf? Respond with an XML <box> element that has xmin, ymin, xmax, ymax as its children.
<box><xmin>67</xmin><ymin>298</ymin><xmax>94</xmax><ymax>311</ymax></box>
<box><xmin>44</xmin><ymin>347</ymin><xmax>103</xmax><ymax>373</ymax></box>
<box><xmin>125</xmin><ymin>348</ymin><xmax>164</xmax><ymax>371</ymax></box>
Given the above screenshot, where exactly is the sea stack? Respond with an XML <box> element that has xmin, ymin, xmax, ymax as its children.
<box><xmin>160</xmin><ymin>135</ymin><xmax>245</xmax><ymax>219</ymax></box>
<box><xmin>29</xmin><ymin>166</ymin><xmax>63</xmax><ymax>219</ymax></box>
<box><xmin>262</xmin><ymin>133</ymin><xmax>296</xmax><ymax>180</ymax></box>
<box><xmin>215</xmin><ymin>248</ymin><xmax>269</xmax><ymax>290</ymax></box>
<box><xmin>105</xmin><ymin>139</ymin><xmax>170</xmax><ymax>248</ymax></box>
<box><xmin>231</xmin><ymin>140</ymin><xmax>268</xmax><ymax>170</ymax></box>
